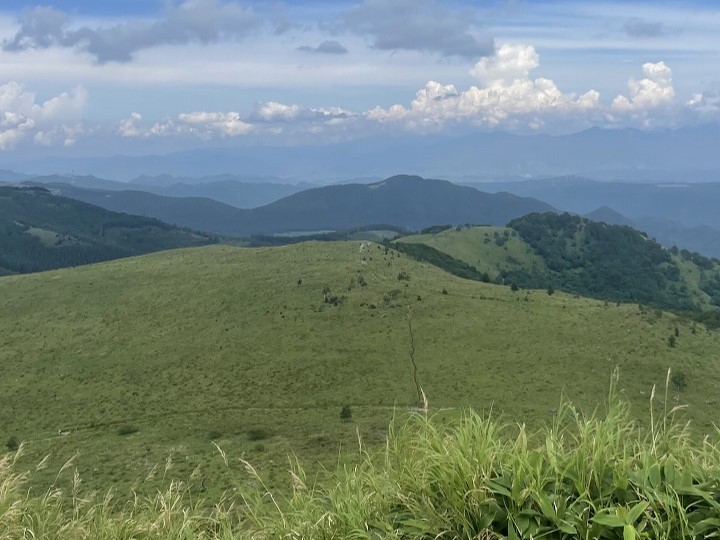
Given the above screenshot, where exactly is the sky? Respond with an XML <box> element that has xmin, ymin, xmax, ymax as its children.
<box><xmin>0</xmin><ymin>0</ymin><xmax>719</xmax><ymax>158</ymax></box>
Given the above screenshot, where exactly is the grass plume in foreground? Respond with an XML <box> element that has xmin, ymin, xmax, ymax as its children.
<box><xmin>2</xmin><ymin>373</ymin><xmax>719</xmax><ymax>539</ymax></box>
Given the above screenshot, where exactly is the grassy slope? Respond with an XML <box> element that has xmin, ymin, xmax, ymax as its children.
<box><xmin>2</xmin><ymin>242</ymin><xmax>719</xmax><ymax>500</ymax></box>
<box><xmin>397</xmin><ymin>226</ymin><xmax>547</xmax><ymax>280</ymax></box>
<box><xmin>398</xmin><ymin>225</ymin><xmax>719</xmax><ymax>309</ymax></box>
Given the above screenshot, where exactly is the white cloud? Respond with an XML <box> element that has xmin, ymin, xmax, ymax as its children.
<box><xmin>612</xmin><ymin>61</ymin><xmax>675</xmax><ymax>111</ymax></box>
<box><xmin>366</xmin><ymin>44</ymin><xmax>603</xmax><ymax>131</ymax></box>
<box><xmin>252</xmin><ymin>101</ymin><xmax>303</xmax><ymax>122</ymax></box>
<box><xmin>686</xmin><ymin>88</ymin><xmax>720</xmax><ymax>120</ymax></box>
<box><xmin>120</xmin><ymin>110</ymin><xmax>254</xmax><ymax>139</ymax></box>
<box><xmin>0</xmin><ymin>81</ymin><xmax>86</xmax><ymax>149</ymax></box>
<box><xmin>251</xmin><ymin>101</ymin><xmax>355</xmax><ymax>123</ymax></box>
<box><xmin>118</xmin><ymin>112</ymin><xmax>144</xmax><ymax>137</ymax></box>
<box><xmin>470</xmin><ymin>44</ymin><xmax>539</xmax><ymax>84</ymax></box>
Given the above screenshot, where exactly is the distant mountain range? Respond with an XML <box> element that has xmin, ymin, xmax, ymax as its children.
<box><xmin>23</xmin><ymin>174</ymin><xmax>309</xmax><ymax>209</ymax></box>
<box><xmin>473</xmin><ymin>176</ymin><xmax>720</xmax><ymax>256</ymax></box>
<box><xmin>36</xmin><ymin>175</ymin><xmax>555</xmax><ymax>236</ymax></box>
<box><xmin>0</xmin><ymin>186</ymin><xmax>214</xmax><ymax>275</ymax></box>
<box><xmin>5</xmin><ymin>125</ymin><xmax>720</xmax><ymax>181</ymax></box>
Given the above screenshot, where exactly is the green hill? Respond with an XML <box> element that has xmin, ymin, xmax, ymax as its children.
<box><xmin>2</xmin><ymin>241</ymin><xmax>719</xmax><ymax>501</ymax></box>
<box><xmin>0</xmin><ymin>186</ymin><xmax>214</xmax><ymax>274</ymax></box>
<box><xmin>396</xmin><ymin>213</ymin><xmax>720</xmax><ymax>314</ymax></box>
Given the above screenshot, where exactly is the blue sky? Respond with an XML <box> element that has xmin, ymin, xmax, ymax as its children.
<box><xmin>0</xmin><ymin>0</ymin><xmax>718</xmax><ymax>157</ymax></box>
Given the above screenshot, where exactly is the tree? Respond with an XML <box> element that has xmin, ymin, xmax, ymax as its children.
<box><xmin>340</xmin><ymin>405</ymin><xmax>352</xmax><ymax>421</ymax></box>
<box><xmin>6</xmin><ymin>436</ymin><xmax>18</xmax><ymax>451</ymax></box>
<box><xmin>547</xmin><ymin>284</ymin><xmax>555</xmax><ymax>295</ymax></box>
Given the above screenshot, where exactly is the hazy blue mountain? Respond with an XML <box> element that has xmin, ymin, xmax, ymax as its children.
<box><xmin>476</xmin><ymin>176</ymin><xmax>720</xmax><ymax>230</ymax></box>
<box><xmin>0</xmin><ymin>169</ymin><xmax>28</xmax><ymax>182</ymax></box>
<box><xmin>582</xmin><ymin>206</ymin><xmax>720</xmax><ymax>259</ymax></box>
<box><xmin>6</xmin><ymin>126</ymin><xmax>720</xmax><ymax>181</ymax></box>
<box><xmin>40</xmin><ymin>175</ymin><xmax>554</xmax><ymax>236</ymax></box>
<box><xmin>155</xmin><ymin>180</ymin><xmax>308</xmax><ymax>208</ymax></box>
<box><xmin>584</xmin><ymin>206</ymin><xmax>635</xmax><ymax>227</ymax></box>
<box><xmin>25</xmin><ymin>174</ymin><xmax>311</xmax><ymax>209</ymax></box>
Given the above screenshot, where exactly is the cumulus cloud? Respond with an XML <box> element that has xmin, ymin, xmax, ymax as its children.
<box><xmin>250</xmin><ymin>101</ymin><xmax>354</xmax><ymax>123</ymax></box>
<box><xmin>119</xmin><ymin>111</ymin><xmax>253</xmax><ymax>139</ymax></box>
<box><xmin>0</xmin><ymin>82</ymin><xmax>87</xmax><ymax>149</ymax></box>
<box><xmin>343</xmin><ymin>0</ymin><xmax>493</xmax><ymax>58</ymax></box>
<box><xmin>2</xmin><ymin>0</ymin><xmax>259</xmax><ymax>63</ymax></box>
<box><xmin>297</xmin><ymin>40</ymin><xmax>348</xmax><ymax>54</ymax></box>
<box><xmin>686</xmin><ymin>88</ymin><xmax>720</xmax><ymax>119</ymax></box>
<box><xmin>366</xmin><ymin>44</ymin><xmax>602</xmax><ymax>131</ymax></box>
<box><xmin>612</xmin><ymin>62</ymin><xmax>675</xmax><ymax>112</ymax></box>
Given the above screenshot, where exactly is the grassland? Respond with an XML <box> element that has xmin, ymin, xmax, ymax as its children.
<box><xmin>396</xmin><ymin>225</ymin><xmax>546</xmax><ymax>280</ymax></box>
<box><xmin>2</xmin><ymin>241</ymin><xmax>720</xmax><ymax>504</ymax></box>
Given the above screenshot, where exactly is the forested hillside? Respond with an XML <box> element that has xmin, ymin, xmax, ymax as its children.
<box><xmin>396</xmin><ymin>213</ymin><xmax>720</xmax><ymax>315</ymax></box>
<box><xmin>0</xmin><ymin>186</ymin><xmax>214</xmax><ymax>274</ymax></box>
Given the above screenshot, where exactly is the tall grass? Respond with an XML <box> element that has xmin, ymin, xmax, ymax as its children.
<box><xmin>2</xmin><ymin>372</ymin><xmax>719</xmax><ymax>539</ymax></box>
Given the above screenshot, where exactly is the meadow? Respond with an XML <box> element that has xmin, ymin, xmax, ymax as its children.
<box><xmin>2</xmin><ymin>241</ymin><xmax>720</xmax><ymax>505</ymax></box>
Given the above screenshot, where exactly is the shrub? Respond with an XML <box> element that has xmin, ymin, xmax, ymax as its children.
<box><xmin>510</xmin><ymin>282</ymin><xmax>519</xmax><ymax>292</ymax></box>
<box><xmin>441</xmin><ymin>288</ymin><xmax>448</xmax><ymax>295</ymax></box>
<box><xmin>668</xmin><ymin>335</ymin><xmax>677</xmax><ymax>348</ymax></box>
<box><xmin>340</xmin><ymin>405</ymin><xmax>352</xmax><ymax>421</ymax></box>
<box><xmin>671</xmin><ymin>371</ymin><xmax>687</xmax><ymax>392</ymax></box>
<box><xmin>247</xmin><ymin>428</ymin><xmax>270</xmax><ymax>441</ymax></box>
<box><xmin>6</xmin><ymin>435</ymin><xmax>19</xmax><ymax>451</ymax></box>
<box><xmin>117</xmin><ymin>425</ymin><xmax>138</xmax><ymax>436</ymax></box>
<box><xmin>397</xmin><ymin>270</ymin><xmax>410</xmax><ymax>281</ymax></box>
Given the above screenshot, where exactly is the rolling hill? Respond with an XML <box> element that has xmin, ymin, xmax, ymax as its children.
<box><xmin>2</xmin><ymin>241</ymin><xmax>720</xmax><ymax>502</ymax></box>
<box><xmin>42</xmin><ymin>175</ymin><xmax>554</xmax><ymax>236</ymax></box>
<box><xmin>475</xmin><ymin>176</ymin><xmax>720</xmax><ymax>257</ymax></box>
<box><xmin>395</xmin><ymin>213</ymin><xmax>720</xmax><ymax>314</ymax></box>
<box><xmin>0</xmin><ymin>185</ymin><xmax>214</xmax><ymax>274</ymax></box>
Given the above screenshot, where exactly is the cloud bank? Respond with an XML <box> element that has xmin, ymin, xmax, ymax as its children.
<box><xmin>343</xmin><ymin>0</ymin><xmax>493</xmax><ymax>58</ymax></box>
<box><xmin>2</xmin><ymin>41</ymin><xmax>718</xmax><ymax>150</ymax></box>
<box><xmin>2</xmin><ymin>0</ymin><xmax>259</xmax><ymax>63</ymax></box>
<box><xmin>0</xmin><ymin>82</ymin><xmax>86</xmax><ymax>149</ymax></box>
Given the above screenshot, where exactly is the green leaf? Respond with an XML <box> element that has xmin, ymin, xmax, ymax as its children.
<box><xmin>488</xmin><ymin>480</ymin><xmax>512</xmax><ymax>499</ymax></box>
<box><xmin>623</xmin><ymin>524</ymin><xmax>636</xmax><ymax>540</ymax></box>
<box><xmin>593</xmin><ymin>512</ymin><xmax>625</xmax><ymax>528</ymax></box>
<box><xmin>626</xmin><ymin>501</ymin><xmax>649</xmax><ymax>524</ymax></box>
<box><xmin>648</xmin><ymin>463</ymin><xmax>661</xmax><ymax>489</ymax></box>
<box><xmin>664</xmin><ymin>458</ymin><xmax>676</xmax><ymax>486</ymax></box>
<box><xmin>558</xmin><ymin>521</ymin><xmax>577</xmax><ymax>535</ymax></box>
<box><xmin>692</xmin><ymin>518</ymin><xmax>720</xmax><ymax>536</ymax></box>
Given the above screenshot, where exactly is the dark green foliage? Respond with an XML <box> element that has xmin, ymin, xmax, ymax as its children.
<box><xmin>671</xmin><ymin>371</ymin><xmax>687</xmax><ymax>392</ymax></box>
<box><xmin>441</xmin><ymin>288</ymin><xmax>448</xmax><ymax>295</ymax></box>
<box><xmin>393</xmin><ymin>242</ymin><xmax>487</xmax><ymax>282</ymax></box>
<box><xmin>397</xmin><ymin>270</ymin><xmax>410</xmax><ymax>281</ymax></box>
<box><xmin>507</xmin><ymin>212</ymin><xmax>697</xmax><ymax>311</ymax></box>
<box><xmin>668</xmin><ymin>335</ymin><xmax>677</xmax><ymax>348</ymax></box>
<box><xmin>0</xmin><ymin>186</ymin><xmax>213</xmax><ymax>274</ymax></box>
<box><xmin>420</xmin><ymin>225</ymin><xmax>452</xmax><ymax>235</ymax></box>
<box><xmin>117</xmin><ymin>425</ymin><xmax>138</xmax><ymax>436</ymax></box>
<box><xmin>510</xmin><ymin>282</ymin><xmax>519</xmax><ymax>292</ymax></box>
<box><xmin>207</xmin><ymin>430</ymin><xmax>223</xmax><ymax>441</ymax></box>
<box><xmin>6</xmin><ymin>435</ymin><xmax>19</xmax><ymax>451</ymax></box>
<box><xmin>547</xmin><ymin>284</ymin><xmax>555</xmax><ymax>295</ymax></box>
<box><xmin>247</xmin><ymin>428</ymin><xmax>270</xmax><ymax>441</ymax></box>
<box><xmin>339</xmin><ymin>405</ymin><xmax>352</xmax><ymax>421</ymax></box>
